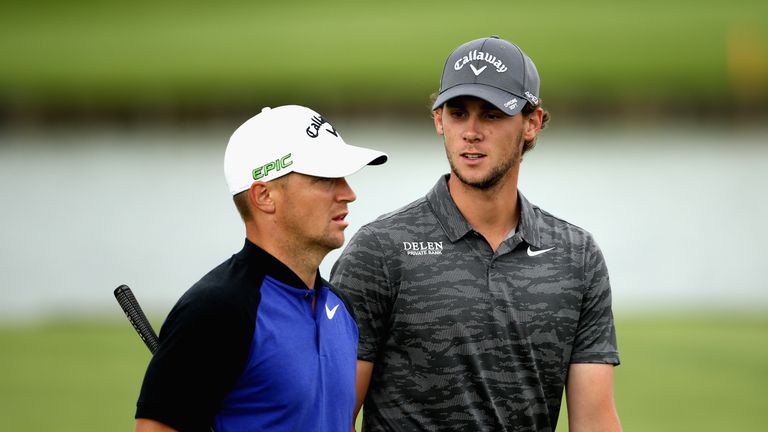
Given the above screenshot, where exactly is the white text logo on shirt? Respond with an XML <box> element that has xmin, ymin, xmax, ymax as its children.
<box><xmin>402</xmin><ymin>241</ymin><xmax>443</xmax><ymax>256</ymax></box>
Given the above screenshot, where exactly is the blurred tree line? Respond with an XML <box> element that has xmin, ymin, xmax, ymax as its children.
<box><xmin>1</xmin><ymin>0</ymin><xmax>765</xmax><ymax>124</ymax></box>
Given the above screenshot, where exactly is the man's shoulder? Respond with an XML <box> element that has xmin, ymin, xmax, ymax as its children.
<box><xmin>370</xmin><ymin>195</ymin><xmax>432</xmax><ymax>225</ymax></box>
<box><xmin>346</xmin><ymin>196</ymin><xmax>445</xmax><ymax>254</ymax></box>
<box><xmin>173</xmin><ymin>253</ymin><xmax>264</xmax><ymax>317</ymax></box>
<box><xmin>528</xmin><ymin>202</ymin><xmax>600</xmax><ymax>251</ymax></box>
<box><xmin>188</xmin><ymin>254</ymin><xmax>244</xmax><ymax>294</ymax></box>
<box><xmin>534</xmin><ymin>204</ymin><xmax>592</xmax><ymax>233</ymax></box>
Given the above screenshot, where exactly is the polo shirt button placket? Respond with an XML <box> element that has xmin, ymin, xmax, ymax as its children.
<box><xmin>488</xmin><ymin>260</ymin><xmax>496</xmax><ymax>281</ymax></box>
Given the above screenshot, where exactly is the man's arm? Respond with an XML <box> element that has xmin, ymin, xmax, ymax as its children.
<box><xmin>135</xmin><ymin>418</ymin><xmax>177</xmax><ymax>432</ymax></box>
<box><xmin>353</xmin><ymin>360</ymin><xmax>374</xmax><ymax>432</ymax></box>
<box><xmin>565</xmin><ymin>363</ymin><xmax>621</xmax><ymax>432</ymax></box>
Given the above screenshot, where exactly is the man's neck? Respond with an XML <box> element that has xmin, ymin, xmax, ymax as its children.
<box><xmin>447</xmin><ymin>174</ymin><xmax>520</xmax><ymax>252</ymax></box>
<box><xmin>245</xmin><ymin>230</ymin><xmax>322</xmax><ymax>289</ymax></box>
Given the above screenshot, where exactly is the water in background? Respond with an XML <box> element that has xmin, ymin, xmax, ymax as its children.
<box><xmin>1</xmin><ymin>120</ymin><xmax>766</xmax><ymax>321</ymax></box>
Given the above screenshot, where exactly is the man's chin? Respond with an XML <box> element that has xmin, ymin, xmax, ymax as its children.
<box><xmin>324</xmin><ymin>236</ymin><xmax>346</xmax><ymax>251</ymax></box>
<box><xmin>454</xmin><ymin>172</ymin><xmax>501</xmax><ymax>190</ymax></box>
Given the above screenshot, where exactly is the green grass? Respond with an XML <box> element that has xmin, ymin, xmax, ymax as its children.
<box><xmin>0</xmin><ymin>320</ymin><xmax>148</xmax><ymax>431</ymax></box>
<box><xmin>612</xmin><ymin>316</ymin><xmax>768</xmax><ymax>431</ymax></box>
<box><xmin>1</xmin><ymin>0</ymin><xmax>766</xmax><ymax>110</ymax></box>
<box><xmin>1</xmin><ymin>315</ymin><xmax>766</xmax><ymax>431</ymax></box>
<box><xmin>559</xmin><ymin>315</ymin><xmax>768</xmax><ymax>431</ymax></box>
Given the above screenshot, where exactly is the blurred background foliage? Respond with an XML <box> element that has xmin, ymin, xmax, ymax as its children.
<box><xmin>1</xmin><ymin>0</ymin><xmax>766</xmax><ymax>121</ymax></box>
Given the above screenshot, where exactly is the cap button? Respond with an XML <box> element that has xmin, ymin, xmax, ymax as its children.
<box><xmin>490</xmin><ymin>35</ymin><xmax>500</xmax><ymax>39</ymax></box>
<box><xmin>261</xmin><ymin>107</ymin><xmax>272</xmax><ymax>113</ymax></box>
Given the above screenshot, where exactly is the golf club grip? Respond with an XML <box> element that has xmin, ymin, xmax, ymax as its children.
<box><xmin>114</xmin><ymin>284</ymin><xmax>160</xmax><ymax>354</ymax></box>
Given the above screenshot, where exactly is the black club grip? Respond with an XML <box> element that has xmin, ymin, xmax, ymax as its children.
<box><xmin>114</xmin><ymin>284</ymin><xmax>160</xmax><ymax>354</ymax></box>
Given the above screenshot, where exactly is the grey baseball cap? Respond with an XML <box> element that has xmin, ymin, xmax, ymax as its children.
<box><xmin>432</xmin><ymin>36</ymin><xmax>540</xmax><ymax>116</ymax></box>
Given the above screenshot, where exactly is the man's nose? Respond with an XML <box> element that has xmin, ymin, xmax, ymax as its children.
<box><xmin>335</xmin><ymin>178</ymin><xmax>356</xmax><ymax>203</ymax></box>
<box><xmin>462</xmin><ymin>116</ymin><xmax>483</xmax><ymax>143</ymax></box>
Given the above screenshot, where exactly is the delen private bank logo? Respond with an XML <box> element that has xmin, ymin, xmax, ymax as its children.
<box><xmin>402</xmin><ymin>241</ymin><xmax>444</xmax><ymax>256</ymax></box>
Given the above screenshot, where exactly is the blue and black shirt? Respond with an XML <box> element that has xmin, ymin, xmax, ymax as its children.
<box><xmin>136</xmin><ymin>240</ymin><xmax>358</xmax><ymax>431</ymax></box>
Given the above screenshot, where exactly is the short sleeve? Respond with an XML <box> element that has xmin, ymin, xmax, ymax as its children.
<box><xmin>135</xmin><ymin>287</ymin><xmax>253</xmax><ymax>431</ymax></box>
<box><xmin>331</xmin><ymin>226</ymin><xmax>395</xmax><ymax>362</ymax></box>
<box><xmin>570</xmin><ymin>235</ymin><xmax>620</xmax><ymax>365</ymax></box>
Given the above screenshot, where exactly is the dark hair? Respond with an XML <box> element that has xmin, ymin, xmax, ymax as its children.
<box><xmin>520</xmin><ymin>102</ymin><xmax>550</xmax><ymax>155</ymax></box>
<box><xmin>429</xmin><ymin>93</ymin><xmax>551</xmax><ymax>155</ymax></box>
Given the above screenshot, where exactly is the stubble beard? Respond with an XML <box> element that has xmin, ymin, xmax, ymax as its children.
<box><xmin>282</xmin><ymin>217</ymin><xmax>345</xmax><ymax>264</ymax></box>
<box><xmin>323</xmin><ymin>230</ymin><xmax>346</xmax><ymax>251</ymax></box>
<box><xmin>306</xmin><ymin>228</ymin><xmax>345</xmax><ymax>257</ymax></box>
<box><xmin>446</xmin><ymin>131</ymin><xmax>523</xmax><ymax>190</ymax></box>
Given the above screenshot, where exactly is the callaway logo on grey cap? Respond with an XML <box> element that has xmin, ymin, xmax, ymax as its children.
<box><xmin>432</xmin><ymin>36</ymin><xmax>540</xmax><ymax>115</ymax></box>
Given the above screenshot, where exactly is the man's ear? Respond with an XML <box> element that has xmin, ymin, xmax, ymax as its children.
<box><xmin>433</xmin><ymin>108</ymin><xmax>444</xmax><ymax>136</ymax></box>
<box><xmin>248</xmin><ymin>181</ymin><xmax>276</xmax><ymax>214</ymax></box>
<box><xmin>523</xmin><ymin>107</ymin><xmax>544</xmax><ymax>142</ymax></box>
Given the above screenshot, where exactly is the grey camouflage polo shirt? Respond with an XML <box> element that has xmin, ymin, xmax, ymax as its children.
<box><xmin>331</xmin><ymin>175</ymin><xmax>619</xmax><ymax>432</ymax></box>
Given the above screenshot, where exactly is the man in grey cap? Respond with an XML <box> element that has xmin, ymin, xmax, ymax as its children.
<box><xmin>332</xmin><ymin>37</ymin><xmax>621</xmax><ymax>431</ymax></box>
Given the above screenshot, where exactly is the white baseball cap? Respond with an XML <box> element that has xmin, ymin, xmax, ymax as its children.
<box><xmin>224</xmin><ymin>105</ymin><xmax>388</xmax><ymax>195</ymax></box>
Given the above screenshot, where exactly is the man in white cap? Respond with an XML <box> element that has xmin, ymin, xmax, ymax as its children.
<box><xmin>332</xmin><ymin>36</ymin><xmax>621</xmax><ymax>431</ymax></box>
<box><xmin>134</xmin><ymin>105</ymin><xmax>387</xmax><ymax>432</ymax></box>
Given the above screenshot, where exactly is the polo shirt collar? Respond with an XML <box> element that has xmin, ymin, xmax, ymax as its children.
<box><xmin>238</xmin><ymin>239</ymin><xmax>322</xmax><ymax>290</ymax></box>
<box><xmin>426</xmin><ymin>175</ymin><xmax>542</xmax><ymax>248</ymax></box>
<box><xmin>426</xmin><ymin>175</ymin><xmax>473</xmax><ymax>242</ymax></box>
<box><xmin>517</xmin><ymin>191</ymin><xmax>542</xmax><ymax>248</ymax></box>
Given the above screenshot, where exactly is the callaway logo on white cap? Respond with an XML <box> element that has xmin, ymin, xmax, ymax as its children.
<box><xmin>224</xmin><ymin>105</ymin><xmax>388</xmax><ymax>195</ymax></box>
